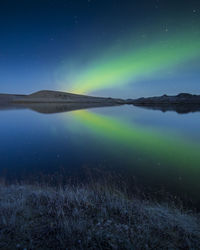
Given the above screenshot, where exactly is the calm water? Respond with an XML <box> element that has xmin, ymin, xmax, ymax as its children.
<box><xmin>0</xmin><ymin>105</ymin><xmax>200</xmax><ymax>208</ymax></box>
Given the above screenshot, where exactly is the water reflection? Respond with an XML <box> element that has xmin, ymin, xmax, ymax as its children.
<box><xmin>62</xmin><ymin>109</ymin><xmax>200</xmax><ymax>207</ymax></box>
<box><xmin>0</xmin><ymin>101</ymin><xmax>120</xmax><ymax>114</ymax></box>
<box><xmin>132</xmin><ymin>104</ymin><xmax>200</xmax><ymax>114</ymax></box>
<box><xmin>0</xmin><ymin>102</ymin><xmax>200</xmax><ymax>208</ymax></box>
<box><xmin>70</xmin><ymin>110</ymin><xmax>200</xmax><ymax>175</ymax></box>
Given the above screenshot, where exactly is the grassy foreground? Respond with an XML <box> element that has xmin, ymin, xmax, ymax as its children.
<box><xmin>0</xmin><ymin>182</ymin><xmax>199</xmax><ymax>250</ymax></box>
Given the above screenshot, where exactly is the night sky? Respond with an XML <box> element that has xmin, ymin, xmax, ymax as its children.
<box><xmin>0</xmin><ymin>0</ymin><xmax>200</xmax><ymax>98</ymax></box>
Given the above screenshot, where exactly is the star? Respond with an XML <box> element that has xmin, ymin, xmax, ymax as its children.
<box><xmin>164</xmin><ymin>26</ymin><xmax>169</xmax><ymax>32</ymax></box>
<box><xmin>73</xmin><ymin>15</ymin><xmax>78</xmax><ymax>24</ymax></box>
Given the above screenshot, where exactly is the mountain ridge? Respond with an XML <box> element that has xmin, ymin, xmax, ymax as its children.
<box><xmin>0</xmin><ymin>90</ymin><xmax>200</xmax><ymax>106</ymax></box>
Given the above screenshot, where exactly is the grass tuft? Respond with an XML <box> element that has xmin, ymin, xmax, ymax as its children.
<box><xmin>0</xmin><ymin>182</ymin><xmax>199</xmax><ymax>249</ymax></box>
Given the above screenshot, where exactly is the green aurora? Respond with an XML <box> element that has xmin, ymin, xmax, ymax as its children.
<box><xmin>70</xmin><ymin>110</ymin><xmax>200</xmax><ymax>175</ymax></box>
<box><xmin>64</xmin><ymin>32</ymin><xmax>200</xmax><ymax>94</ymax></box>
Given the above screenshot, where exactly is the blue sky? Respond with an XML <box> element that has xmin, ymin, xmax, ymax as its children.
<box><xmin>0</xmin><ymin>0</ymin><xmax>200</xmax><ymax>98</ymax></box>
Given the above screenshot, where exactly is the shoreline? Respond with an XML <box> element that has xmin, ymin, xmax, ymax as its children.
<box><xmin>1</xmin><ymin>90</ymin><xmax>200</xmax><ymax>114</ymax></box>
<box><xmin>1</xmin><ymin>90</ymin><xmax>200</xmax><ymax>105</ymax></box>
<box><xmin>0</xmin><ymin>182</ymin><xmax>199</xmax><ymax>249</ymax></box>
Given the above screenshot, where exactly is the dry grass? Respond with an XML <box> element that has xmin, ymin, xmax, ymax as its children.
<box><xmin>0</xmin><ymin>182</ymin><xmax>199</xmax><ymax>249</ymax></box>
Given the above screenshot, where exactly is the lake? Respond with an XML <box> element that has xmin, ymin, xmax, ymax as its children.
<box><xmin>0</xmin><ymin>104</ymin><xmax>200</xmax><ymax>209</ymax></box>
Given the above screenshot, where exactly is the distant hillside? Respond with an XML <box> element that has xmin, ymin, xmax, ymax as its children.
<box><xmin>127</xmin><ymin>93</ymin><xmax>200</xmax><ymax>105</ymax></box>
<box><xmin>29</xmin><ymin>90</ymin><xmax>99</xmax><ymax>98</ymax></box>
<box><xmin>1</xmin><ymin>90</ymin><xmax>125</xmax><ymax>104</ymax></box>
<box><xmin>0</xmin><ymin>91</ymin><xmax>200</xmax><ymax>113</ymax></box>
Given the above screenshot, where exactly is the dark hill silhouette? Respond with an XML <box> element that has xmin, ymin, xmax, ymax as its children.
<box><xmin>0</xmin><ymin>91</ymin><xmax>200</xmax><ymax>114</ymax></box>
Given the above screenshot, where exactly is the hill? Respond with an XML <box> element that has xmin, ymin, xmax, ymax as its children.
<box><xmin>14</xmin><ymin>90</ymin><xmax>125</xmax><ymax>104</ymax></box>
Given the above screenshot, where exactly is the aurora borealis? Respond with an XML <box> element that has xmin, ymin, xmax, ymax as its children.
<box><xmin>59</xmin><ymin>106</ymin><xmax>200</xmax><ymax>201</ymax></box>
<box><xmin>65</xmin><ymin>31</ymin><xmax>200</xmax><ymax>95</ymax></box>
<box><xmin>1</xmin><ymin>0</ymin><xmax>200</xmax><ymax>216</ymax></box>
<box><xmin>71</xmin><ymin>109</ymin><xmax>200</xmax><ymax>170</ymax></box>
<box><xmin>0</xmin><ymin>0</ymin><xmax>200</xmax><ymax>97</ymax></box>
